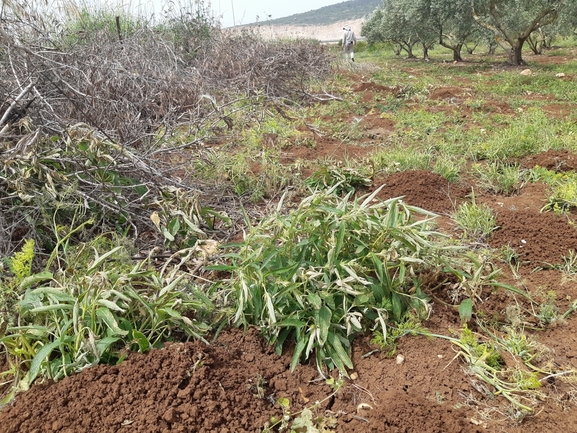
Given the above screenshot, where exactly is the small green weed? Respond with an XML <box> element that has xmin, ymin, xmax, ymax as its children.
<box><xmin>536</xmin><ymin>291</ymin><xmax>560</xmax><ymax>326</ymax></box>
<box><xmin>499</xmin><ymin>245</ymin><xmax>521</xmax><ymax>279</ymax></box>
<box><xmin>5</xmin><ymin>239</ymin><xmax>35</xmax><ymax>288</ymax></box>
<box><xmin>1</xmin><ymin>239</ymin><xmax>37</xmax><ymax>333</ymax></box>
<box><xmin>445</xmin><ymin>251</ymin><xmax>519</xmax><ymax>322</ymax></box>
<box><xmin>452</xmin><ymin>194</ymin><xmax>498</xmax><ymax>242</ymax></box>
<box><xmin>450</xmin><ymin>325</ymin><xmax>549</xmax><ymax>413</ymax></box>
<box><xmin>369</xmin><ymin>314</ymin><xmax>430</xmax><ymax>357</ymax></box>
<box><xmin>263</xmin><ymin>377</ymin><xmax>343</xmax><ymax>432</ymax></box>
<box><xmin>529</xmin><ymin>166</ymin><xmax>577</xmax><ymax>214</ymax></box>
<box><xmin>471</xmin><ymin>161</ymin><xmax>524</xmax><ymax>195</ymax></box>
<box><xmin>557</xmin><ymin>250</ymin><xmax>577</xmax><ymax>280</ymax></box>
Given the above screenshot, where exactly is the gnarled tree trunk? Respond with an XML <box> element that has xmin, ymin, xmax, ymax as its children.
<box><xmin>507</xmin><ymin>39</ymin><xmax>527</xmax><ymax>66</ymax></box>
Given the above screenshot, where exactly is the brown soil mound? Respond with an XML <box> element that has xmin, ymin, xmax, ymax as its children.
<box><xmin>0</xmin><ymin>328</ymin><xmax>481</xmax><ymax>433</ymax></box>
<box><xmin>490</xmin><ymin>209</ymin><xmax>577</xmax><ymax>265</ymax></box>
<box><xmin>373</xmin><ymin>170</ymin><xmax>467</xmax><ymax>214</ymax></box>
<box><xmin>0</xmin><ymin>329</ymin><xmax>303</xmax><ymax>433</ymax></box>
<box><xmin>522</xmin><ymin>149</ymin><xmax>577</xmax><ymax>172</ymax></box>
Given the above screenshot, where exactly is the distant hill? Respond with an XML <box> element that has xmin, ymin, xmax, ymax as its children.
<box><xmin>249</xmin><ymin>0</ymin><xmax>382</xmax><ymax>26</ymax></box>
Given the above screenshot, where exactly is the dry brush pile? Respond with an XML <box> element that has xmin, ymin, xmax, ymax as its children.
<box><xmin>0</xmin><ymin>4</ymin><xmax>333</xmax><ymax>257</ymax></box>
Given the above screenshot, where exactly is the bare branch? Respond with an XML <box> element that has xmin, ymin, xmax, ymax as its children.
<box><xmin>0</xmin><ymin>80</ymin><xmax>35</xmax><ymax>128</ymax></box>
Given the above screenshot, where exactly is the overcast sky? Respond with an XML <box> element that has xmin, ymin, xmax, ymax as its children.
<box><xmin>88</xmin><ymin>0</ymin><xmax>344</xmax><ymax>28</ymax></box>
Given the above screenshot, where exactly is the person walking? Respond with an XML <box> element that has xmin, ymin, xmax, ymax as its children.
<box><xmin>343</xmin><ymin>25</ymin><xmax>357</xmax><ymax>62</ymax></box>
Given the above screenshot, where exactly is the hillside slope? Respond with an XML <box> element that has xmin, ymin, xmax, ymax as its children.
<box><xmin>261</xmin><ymin>0</ymin><xmax>381</xmax><ymax>26</ymax></box>
<box><xmin>248</xmin><ymin>18</ymin><xmax>365</xmax><ymax>41</ymax></box>
<box><xmin>234</xmin><ymin>0</ymin><xmax>380</xmax><ymax>41</ymax></box>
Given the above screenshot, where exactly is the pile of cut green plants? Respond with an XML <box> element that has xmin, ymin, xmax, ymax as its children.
<box><xmin>211</xmin><ymin>182</ymin><xmax>569</xmax><ymax>418</ymax></box>
<box><xmin>213</xmin><ymin>183</ymin><xmax>513</xmax><ymax>376</ymax></box>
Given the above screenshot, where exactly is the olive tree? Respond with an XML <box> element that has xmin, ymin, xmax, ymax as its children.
<box><xmin>528</xmin><ymin>1</ymin><xmax>577</xmax><ymax>54</ymax></box>
<box><xmin>430</xmin><ymin>0</ymin><xmax>479</xmax><ymax>61</ymax></box>
<box><xmin>405</xmin><ymin>0</ymin><xmax>437</xmax><ymax>60</ymax></box>
<box><xmin>471</xmin><ymin>0</ymin><xmax>570</xmax><ymax>65</ymax></box>
<box><xmin>362</xmin><ymin>0</ymin><xmax>436</xmax><ymax>59</ymax></box>
<box><xmin>362</xmin><ymin>8</ymin><xmax>388</xmax><ymax>46</ymax></box>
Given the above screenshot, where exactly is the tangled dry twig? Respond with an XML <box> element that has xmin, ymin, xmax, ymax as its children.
<box><xmin>0</xmin><ymin>5</ymin><xmax>336</xmax><ymax>257</ymax></box>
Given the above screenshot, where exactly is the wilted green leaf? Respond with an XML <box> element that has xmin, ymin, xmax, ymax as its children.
<box><xmin>28</xmin><ymin>340</ymin><xmax>61</xmax><ymax>384</ymax></box>
<box><xmin>459</xmin><ymin>299</ymin><xmax>473</xmax><ymax>323</ymax></box>
<box><xmin>96</xmin><ymin>307</ymin><xmax>128</xmax><ymax>336</ymax></box>
<box><xmin>317</xmin><ymin>305</ymin><xmax>331</xmax><ymax>346</ymax></box>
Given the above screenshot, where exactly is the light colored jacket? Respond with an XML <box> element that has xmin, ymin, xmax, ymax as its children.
<box><xmin>343</xmin><ymin>28</ymin><xmax>356</xmax><ymax>47</ymax></box>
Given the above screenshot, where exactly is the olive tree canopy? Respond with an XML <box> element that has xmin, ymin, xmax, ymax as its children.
<box><xmin>362</xmin><ymin>0</ymin><xmax>430</xmax><ymax>59</ymax></box>
<box><xmin>471</xmin><ymin>0</ymin><xmax>572</xmax><ymax>65</ymax></box>
<box><xmin>431</xmin><ymin>0</ymin><xmax>478</xmax><ymax>61</ymax></box>
<box><xmin>363</xmin><ymin>0</ymin><xmax>577</xmax><ymax>64</ymax></box>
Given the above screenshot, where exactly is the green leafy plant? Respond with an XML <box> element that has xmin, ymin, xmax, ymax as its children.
<box><xmin>220</xmin><ymin>185</ymin><xmax>461</xmax><ymax>375</ymax></box>
<box><xmin>529</xmin><ymin>166</ymin><xmax>577</xmax><ymax>213</ymax></box>
<box><xmin>0</xmin><ymin>234</ymin><xmax>213</xmax><ymax>404</ymax></box>
<box><xmin>156</xmin><ymin>0</ymin><xmax>220</xmax><ymax>61</ymax></box>
<box><xmin>150</xmin><ymin>186</ymin><xmax>229</xmax><ymax>248</ymax></box>
<box><xmin>201</xmin><ymin>143</ymin><xmax>297</xmax><ymax>202</ymax></box>
<box><xmin>438</xmin><ymin>241</ymin><xmax>531</xmax><ymax>324</ymax></box>
<box><xmin>542</xmin><ymin>179</ymin><xmax>577</xmax><ymax>214</ymax></box>
<box><xmin>305</xmin><ymin>163</ymin><xmax>372</xmax><ymax>195</ymax></box>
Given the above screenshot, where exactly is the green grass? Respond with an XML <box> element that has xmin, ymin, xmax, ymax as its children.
<box><xmin>471</xmin><ymin>161</ymin><xmax>525</xmax><ymax>195</ymax></box>
<box><xmin>452</xmin><ymin>196</ymin><xmax>498</xmax><ymax>242</ymax></box>
<box><xmin>370</xmin><ymin>144</ymin><xmax>433</xmax><ymax>174</ymax></box>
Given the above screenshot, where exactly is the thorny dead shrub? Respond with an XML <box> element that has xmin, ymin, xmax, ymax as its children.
<box><xmin>200</xmin><ymin>30</ymin><xmax>332</xmax><ymax>99</ymax></box>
